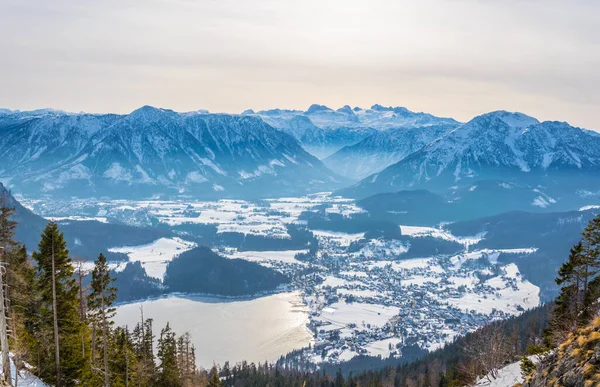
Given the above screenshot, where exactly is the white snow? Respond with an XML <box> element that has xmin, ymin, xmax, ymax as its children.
<box><xmin>364</xmin><ymin>338</ymin><xmax>402</xmax><ymax>358</ymax></box>
<box><xmin>475</xmin><ymin>356</ymin><xmax>541</xmax><ymax>387</ymax></box>
<box><xmin>446</xmin><ymin>263</ymin><xmax>540</xmax><ymax>315</ymax></box>
<box><xmin>316</xmin><ymin>301</ymin><xmax>400</xmax><ymax>330</ymax></box>
<box><xmin>108</xmin><ymin>237</ymin><xmax>196</xmax><ymax>279</ymax></box>
<box><xmin>223</xmin><ymin>249</ymin><xmax>309</xmax><ymax>266</ymax></box>
<box><xmin>312</xmin><ymin>230</ymin><xmax>365</xmax><ymax>247</ymax></box>
<box><xmin>580</xmin><ymin>205</ymin><xmax>600</xmax><ymax>211</ymax></box>
<box><xmin>400</xmin><ymin>225</ymin><xmax>485</xmax><ymax>248</ymax></box>
<box><xmin>46</xmin><ymin>216</ymin><xmax>108</xmax><ymax>223</ymax></box>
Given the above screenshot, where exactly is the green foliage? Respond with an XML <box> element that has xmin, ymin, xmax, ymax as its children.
<box><xmin>208</xmin><ymin>366</ymin><xmax>222</xmax><ymax>387</ymax></box>
<box><xmin>520</xmin><ymin>355</ymin><xmax>536</xmax><ymax>379</ymax></box>
<box><xmin>155</xmin><ymin>322</ymin><xmax>181</xmax><ymax>386</ymax></box>
<box><xmin>31</xmin><ymin>222</ymin><xmax>88</xmax><ymax>385</ymax></box>
<box><xmin>546</xmin><ymin>215</ymin><xmax>600</xmax><ymax>347</ymax></box>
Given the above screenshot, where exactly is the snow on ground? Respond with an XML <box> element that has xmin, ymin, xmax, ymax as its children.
<box><xmin>475</xmin><ymin>356</ymin><xmax>541</xmax><ymax>387</ymax></box>
<box><xmin>451</xmin><ymin>248</ymin><xmax>538</xmax><ymax>267</ymax></box>
<box><xmin>367</xmin><ymin>258</ymin><xmax>444</xmax><ymax>274</ymax></box>
<box><xmin>223</xmin><ymin>249</ymin><xmax>309</xmax><ymax>265</ymax></box>
<box><xmin>364</xmin><ymin>337</ymin><xmax>402</xmax><ymax>358</ymax></box>
<box><xmin>0</xmin><ymin>354</ymin><xmax>49</xmax><ymax>386</ymax></box>
<box><xmin>353</xmin><ymin>239</ymin><xmax>408</xmax><ymax>258</ymax></box>
<box><xmin>319</xmin><ymin>276</ymin><xmax>364</xmax><ymax>289</ymax></box>
<box><xmin>325</xmin><ymin>203</ymin><xmax>365</xmax><ymax>217</ymax></box>
<box><xmin>79</xmin><ymin>260</ymin><xmax>128</xmax><ymax>273</ymax></box>
<box><xmin>108</xmin><ymin>237</ymin><xmax>196</xmax><ymax>279</ymax></box>
<box><xmin>312</xmin><ymin>230</ymin><xmax>365</xmax><ymax>247</ymax></box>
<box><xmin>336</xmin><ymin>288</ymin><xmax>379</xmax><ymax>298</ymax></box>
<box><xmin>339</xmin><ymin>270</ymin><xmax>368</xmax><ymax>278</ymax></box>
<box><xmin>446</xmin><ymin>263</ymin><xmax>540</xmax><ymax>315</ymax></box>
<box><xmin>580</xmin><ymin>205</ymin><xmax>600</xmax><ymax>211</ymax></box>
<box><xmin>46</xmin><ymin>216</ymin><xmax>108</xmax><ymax>223</ymax></box>
<box><xmin>400</xmin><ymin>225</ymin><xmax>485</xmax><ymax>249</ymax></box>
<box><xmin>316</xmin><ymin>301</ymin><xmax>400</xmax><ymax>330</ymax></box>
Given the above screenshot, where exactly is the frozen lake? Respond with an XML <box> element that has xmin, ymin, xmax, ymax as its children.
<box><xmin>113</xmin><ymin>291</ymin><xmax>312</xmax><ymax>368</ymax></box>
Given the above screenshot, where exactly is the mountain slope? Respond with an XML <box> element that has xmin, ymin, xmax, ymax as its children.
<box><xmin>0</xmin><ymin>107</ymin><xmax>345</xmax><ymax>199</ymax></box>
<box><xmin>524</xmin><ymin>318</ymin><xmax>600</xmax><ymax>386</ymax></box>
<box><xmin>339</xmin><ymin>111</ymin><xmax>600</xmax><ymax>206</ymax></box>
<box><xmin>324</xmin><ymin>123</ymin><xmax>457</xmax><ymax>179</ymax></box>
<box><xmin>246</xmin><ymin>104</ymin><xmax>459</xmax><ymax>159</ymax></box>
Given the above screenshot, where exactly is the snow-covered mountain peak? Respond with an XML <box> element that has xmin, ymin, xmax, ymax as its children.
<box><xmin>479</xmin><ymin>110</ymin><xmax>539</xmax><ymax>129</ymax></box>
<box><xmin>336</xmin><ymin>105</ymin><xmax>354</xmax><ymax>115</ymax></box>
<box><xmin>127</xmin><ymin>105</ymin><xmax>176</xmax><ymax>123</ymax></box>
<box><xmin>0</xmin><ymin>108</ymin><xmax>344</xmax><ymax>198</ymax></box>
<box><xmin>340</xmin><ymin>111</ymin><xmax>600</xmax><ymax>200</ymax></box>
<box><xmin>306</xmin><ymin>104</ymin><xmax>333</xmax><ymax>114</ymax></box>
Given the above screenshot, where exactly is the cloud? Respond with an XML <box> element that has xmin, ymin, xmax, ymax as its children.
<box><xmin>0</xmin><ymin>0</ymin><xmax>598</xmax><ymax>129</ymax></box>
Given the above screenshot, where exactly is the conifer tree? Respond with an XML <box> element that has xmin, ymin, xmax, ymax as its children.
<box><xmin>156</xmin><ymin>322</ymin><xmax>180</xmax><ymax>386</ymax></box>
<box><xmin>88</xmin><ymin>253</ymin><xmax>117</xmax><ymax>387</ymax></box>
<box><xmin>111</xmin><ymin>326</ymin><xmax>138</xmax><ymax>387</ymax></box>
<box><xmin>31</xmin><ymin>222</ymin><xmax>86</xmax><ymax>386</ymax></box>
<box><xmin>132</xmin><ymin>315</ymin><xmax>155</xmax><ymax>386</ymax></box>
<box><xmin>208</xmin><ymin>366</ymin><xmax>221</xmax><ymax>387</ymax></box>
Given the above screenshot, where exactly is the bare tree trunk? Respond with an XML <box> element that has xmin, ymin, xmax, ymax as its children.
<box><xmin>0</xmin><ymin>249</ymin><xmax>12</xmax><ymax>385</ymax></box>
<box><xmin>51</xmin><ymin>238</ymin><xmax>61</xmax><ymax>387</ymax></box>
<box><xmin>102</xmin><ymin>292</ymin><xmax>109</xmax><ymax>387</ymax></box>
<box><xmin>74</xmin><ymin>258</ymin><xmax>87</xmax><ymax>359</ymax></box>
<box><xmin>91</xmin><ymin>325</ymin><xmax>96</xmax><ymax>365</ymax></box>
<box><xmin>139</xmin><ymin>306</ymin><xmax>144</xmax><ymax>387</ymax></box>
<box><xmin>125</xmin><ymin>335</ymin><xmax>129</xmax><ymax>387</ymax></box>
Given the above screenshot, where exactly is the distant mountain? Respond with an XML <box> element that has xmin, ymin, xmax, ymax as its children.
<box><xmin>245</xmin><ymin>104</ymin><xmax>459</xmax><ymax>159</ymax></box>
<box><xmin>0</xmin><ymin>106</ymin><xmax>345</xmax><ymax>199</ymax></box>
<box><xmin>339</xmin><ymin>111</ymin><xmax>600</xmax><ymax>208</ymax></box>
<box><xmin>324</xmin><ymin>124</ymin><xmax>458</xmax><ymax>179</ymax></box>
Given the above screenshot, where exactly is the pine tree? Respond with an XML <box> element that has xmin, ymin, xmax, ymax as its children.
<box><xmin>546</xmin><ymin>215</ymin><xmax>600</xmax><ymax>346</ymax></box>
<box><xmin>581</xmin><ymin>215</ymin><xmax>600</xmax><ymax>319</ymax></box>
<box><xmin>132</xmin><ymin>315</ymin><xmax>155</xmax><ymax>386</ymax></box>
<box><xmin>31</xmin><ymin>222</ymin><xmax>86</xmax><ymax>386</ymax></box>
<box><xmin>88</xmin><ymin>253</ymin><xmax>117</xmax><ymax>387</ymax></box>
<box><xmin>208</xmin><ymin>366</ymin><xmax>221</xmax><ymax>387</ymax></box>
<box><xmin>111</xmin><ymin>326</ymin><xmax>138</xmax><ymax>387</ymax></box>
<box><xmin>155</xmin><ymin>322</ymin><xmax>181</xmax><ymax>386</ymax></box>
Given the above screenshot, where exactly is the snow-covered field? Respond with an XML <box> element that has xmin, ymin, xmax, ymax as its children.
<box><xmin>400</xmin><ymin>225</ymin><xmax>486</xmax><ymax>249</ymax></box>
<box><xmin>108</xmin><ymin>237</ymin><xmax>196</xmax><ymax>279</ymax></box>
<box><xmin>222</xmin><ymin>249</ymin><xmax>309</xmax><ymax>266</ymax></box>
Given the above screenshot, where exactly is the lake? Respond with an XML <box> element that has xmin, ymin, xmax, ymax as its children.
<box><xmin>113</xmin><ymin>291</ymin><xmax>312</xmax><ymax>368</ymax></box>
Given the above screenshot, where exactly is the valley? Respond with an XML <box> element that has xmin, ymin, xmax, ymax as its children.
<box><xmin>17</xmin><ymin>193</ymin><xmax>544</xmax><ymax>367</ymax></box>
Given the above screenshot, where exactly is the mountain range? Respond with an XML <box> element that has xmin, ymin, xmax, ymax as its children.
<box><xmin>338</xmin><ymin>111</ymin><xmax>600</xmax><ymax>211</ymax></box>
<box><xmin>323</xmin><ymin>123</ymin><xmax>458</xmax><ymax>179</ymax></box>
<box><xmin>244</xmin><ymin>104</ymin><xmax>459</xmax><ymax>159</ymax></box>
<box><xmin>0</xmin><ymin>106</ymin><xmax>344</xmax><ymax>199</ymax></box>
<box><xmin>2</xmin><ymin>106</ymin><xmax>600</xmax><ymax>210</ymax></box>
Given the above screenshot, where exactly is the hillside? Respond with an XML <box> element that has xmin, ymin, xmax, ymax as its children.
<box><xmin>339</xmin><ymin>111</ymin><xmax>600</xmax><ymax>209</ymax></box>
<box><xmin>524</xmin><ymin>318</ymin><xmax>600</xmax><ymax>386</ymax></box>
<box><xmin>0</xmin><ymin>107</ymin><xmax>344</xmax><ymax>199</ymax></box>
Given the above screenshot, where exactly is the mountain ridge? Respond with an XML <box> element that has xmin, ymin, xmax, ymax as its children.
<box><xmin>0</xmin><ymin>107</ymin><xmax>345</xmax><ymax>199</ymax></box>
<box><xmin>338</xmin><ymin>111</ymin><xmax>600</xmax><ymax>206</ymax></box>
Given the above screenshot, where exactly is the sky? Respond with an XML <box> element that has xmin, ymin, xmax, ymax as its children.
<box><xmin>1</xmin><ymin>0</ymin><xmax>599</xmax><ymax>129</ymax></box>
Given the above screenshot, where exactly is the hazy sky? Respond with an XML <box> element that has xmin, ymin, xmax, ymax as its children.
<box><xmin>1</xmin><ymin>0</ymin><xmax>599</xmax><ymax>129</ymax></box>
